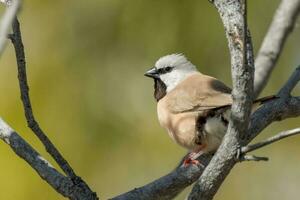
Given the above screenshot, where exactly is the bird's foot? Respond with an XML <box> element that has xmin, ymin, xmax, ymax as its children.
<box><xmin>182</xmin><ymin>147</ymin><xmax>206</xmax><ymax>168</ymax></box>
<box><xmin>182</xmin><ymin>157</ymin><xmax>201</xmax><ymax>167</ymax></box>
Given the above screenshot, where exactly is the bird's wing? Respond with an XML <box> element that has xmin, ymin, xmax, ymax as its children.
<box><xmin>166</xmin><ymin>73</ymin><xmax>233</xmax><ymax>113</ymax></box>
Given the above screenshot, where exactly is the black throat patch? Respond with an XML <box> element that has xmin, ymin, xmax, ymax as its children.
<box><xmin>154</xmin><ymin>78</ymin><xmax>167</xmax><ymax>101</ymax></box>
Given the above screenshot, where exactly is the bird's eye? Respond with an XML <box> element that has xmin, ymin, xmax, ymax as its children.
<box><xmin>165</xmin><ymin>66</ymin><xmax>173</xmax><ymax>72</ymax></box>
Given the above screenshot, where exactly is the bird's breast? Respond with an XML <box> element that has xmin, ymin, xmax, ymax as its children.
<box><xmin>157</xmin><ymin>99</ymin><xmax>198</xmax><ymax>150</ymax></box>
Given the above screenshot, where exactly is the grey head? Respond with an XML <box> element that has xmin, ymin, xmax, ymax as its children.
<box><xmin>145</xmin><ymin>54</ymin><xmax>198</xmax><ymax>100</ymax></box>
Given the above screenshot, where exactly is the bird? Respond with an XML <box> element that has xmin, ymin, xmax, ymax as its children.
<box><xmin>144</xmin><ymin>53</ymin><xmax>274</xmax><ymax>166</ymax></box>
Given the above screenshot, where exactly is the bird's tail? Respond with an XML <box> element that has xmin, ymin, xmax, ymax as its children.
<box><xmin>252</xmin><ymin>95</ymin><xmax>278</xmax><ymax>111</ymax></box>
<box><xmin>254</xmin><ymin>95</ymin><xmax>277</xmax><ymax>104</ymax></box>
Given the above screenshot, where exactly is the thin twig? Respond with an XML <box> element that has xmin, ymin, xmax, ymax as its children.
<box><xmin>0</xmin><ymin>0</ymin><xmax>20</xmax><ymax>57</ymax></box>
<box><xmin>9</xmin><ymin>17</ymin><xmax>78</xmax><ymax>180</ymax></box>
<box><xmin>254</xmin><ymin>0</ymin><xmax>300</xmax><ymax>97</ymax></box>
<box><xmin>240</xmin><ymin>155</ymin><xmax>269</xmax><ymax>162</ymax></box>
<box><xmin>242</xmin><ymin>128</ymin><xmax>300</xmax><ymax>153</ymax></box>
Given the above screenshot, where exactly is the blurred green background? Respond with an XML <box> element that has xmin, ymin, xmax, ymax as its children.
<box><xmin>0</xmin><ymin>0</ymin><xmax>299</xmax><ymax>199</ymax></box>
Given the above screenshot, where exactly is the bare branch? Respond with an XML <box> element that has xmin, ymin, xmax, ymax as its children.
<box><xmin>239</xmin><ymin>155</ymin><xmax>269</xmax><ymax>162</ymax></box>
<box><xmin>8</xmin><ymin>17</ymin><xmax>98</xmax><ymax>200</ymax></box>
<box><xmin>188</xmin><ymin>1</ymin><xmax>253</xmax><ymax>199</ymax></box>
<box><xmin>112</xmin><ymin>154</ymin><xmax>212</xmax><ymax>200</ymax></box>
<box><xmin>246</xmin><ymin>66</ymin><xmax>300</xmax><ymax>142</ymax></box>
<box><xmin>242</xmin><ymin>128</ymin><xmax>300</xmax><ymax>154</ymax></box>
<box><xmin>254</xmin><ymin>0</ymin><xmax>300</xmax><ymax>97</ymax></box>
<box><xmin>0</xmin><ymin>118</ymin><xmax>99</xmax><ymax>200</ymax></box>
<box><xmin>278</xmin><ymin>66</ymin><xmax>300</xmax><ymax>97</ymax></box>
<box><xmin>0</xmin><ymin>0</ymin><xmax>20</xmax><ymax>56</ymax></box>
<box><xmin>9</xmin><ymin>17</ymin><xmax>78</xmax><ymax>179</ymax></box>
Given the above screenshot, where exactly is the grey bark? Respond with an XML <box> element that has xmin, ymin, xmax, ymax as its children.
<box><xmin>9</xmin><ymin>17</ymin><xmax>77</xmax><ymax>179</ymax></box>
<box><xmin>254</xmin><ymin>0</ymin><xmax>300</xmax><ymax>97</ymax></box>
<box><xmin>241</xmin><ymin>128</ymin><xmax>300</xmax><ymax>154</ymax></box>
<box><xmin>188</xmin><ymin>1</ymin><xmax>253</xmax><ymax>199</ymax></box>
<box><xmin>7</xmin><ymin>17</ymin><xmax>99</xmax><ymax>200</ymax></box>
<box><xmin>0</xmin><ymin>118</ymin><xmax>98</xmax><ymax>200</ymax></box>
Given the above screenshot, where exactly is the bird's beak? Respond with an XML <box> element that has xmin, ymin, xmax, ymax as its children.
<box><xmin>144</xmin><ymin>67</ymin><xmax>159</xmax><ymax>79</ymax></box>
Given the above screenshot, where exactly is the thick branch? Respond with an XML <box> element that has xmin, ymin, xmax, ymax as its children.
<box><xmin>188</xmin><ymin>1</ymin><xmax>253</xmax><ymax>199</ymax></box>
<box><xmin>254</xmin><ymin>0</ymin><xmax>300</xmax><ymax>97</ymax></box>
<box><xmin>0</xmin><ymin>118</ymin><xmax>98</xmax><ymax>200</ymax></box>
<box><xmin>0</xmin><ymin>0</ymin><xmax>20</xmax><ymax>56</ymax></box>
<box><xmin>112</xmin><ymin>155</ymin><xmax>212</xmax><ymax>200</ymax></box>
<box><xmin>246</xmin><ymin>75</ymin><xmax>300</xmax><ymax>143</ymax></box>
<box><xmin>242</xmin><ymin>128</ymin><xmax>300</xmax><ymax>154</ymax></box>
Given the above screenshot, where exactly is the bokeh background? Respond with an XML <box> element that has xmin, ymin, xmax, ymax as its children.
<box><xmin>0</xmin><ymin>0</ymin><xmax>299</xmax><ymax>199</ymax></box>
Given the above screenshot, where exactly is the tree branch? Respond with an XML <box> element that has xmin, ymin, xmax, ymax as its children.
<box><xmin>242</xmin><ymin>128</ymin><xmax>300</xmax><ymax>154</ymax></box>
<box><xmin>239</xmin><ymin>155</ymin><xmax>269</xmax><ymax>162</ymax></box>
<box><xmin>0</xmin><ymin>0</ymin><xmax>20</xmax><ymax>57</ymax></box>
<box><xmin>112</xmin><ymin>155</ymin><xmax>211</xmax><ymax>200</ymax></box>
<box><xmin>246</xmin><ymin>67</ymin><xmax>300</xmax><ymax>142</ymax></box>
<box><xmin>0</xmin><ymin>118</ymin><xmax>99</xmax><ymax>200</ymax></box>
<box><xmin>9</xmin><ymin>17</ymin><xmax>79</xmax><ymax>180</ymax></box>
<box><xmin>7</xmin><ymin>17</ymin><xmax>98</xmax><ymax>200</ymax></box>
<box><xmin>278</xmin><ymin>66</ymin><xmax>300</xmax><ymax>97</ymax></box>
<box><xmin>254</xmin><ymin>0</ymin><xmax>300</xmax><ymax>97</ymax></box>
<box><xmin>188</xmin><ymin>1</ymin><xmax>253</xmax><ymax>199</ymax></box>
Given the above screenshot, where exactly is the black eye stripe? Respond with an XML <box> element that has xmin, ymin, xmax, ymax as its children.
<box><xmin>157</xmin><ymin>66</ymin><xmax>174</xmax><ymax>74</ymax></box>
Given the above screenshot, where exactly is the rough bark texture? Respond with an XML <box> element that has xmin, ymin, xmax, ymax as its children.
<box><xmin>188</xmin><ymin>1</ymin><xmax>253</xmax><ymax>199</ymax></box>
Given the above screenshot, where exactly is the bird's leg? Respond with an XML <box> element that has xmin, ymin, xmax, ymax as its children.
<box><xmin>182</xmin><ymin>113</ymin><xmax>210</xmax><ymax>167</ymax></box>
<box><xmin>183</xmin><ymin>144</ymin><xmax>206</xmax><ymax>167</ymax></box>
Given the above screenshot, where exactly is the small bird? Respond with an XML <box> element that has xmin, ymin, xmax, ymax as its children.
<box><xmin>144</xmin><ymin>54</ymin><xmax>273</xmax><ymax>166</ymax></box>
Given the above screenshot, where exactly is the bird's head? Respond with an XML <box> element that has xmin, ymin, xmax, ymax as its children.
<box><xmin>145</xmin><ymin>54</ymin><xmax>198</xmax><ymax>94</ymax></box>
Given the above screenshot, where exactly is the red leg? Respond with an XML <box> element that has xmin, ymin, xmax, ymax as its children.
<box><xmin>182</xmin><ymin>144</ymin><xmax>206</xmax><ymax>167</ymax></box>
